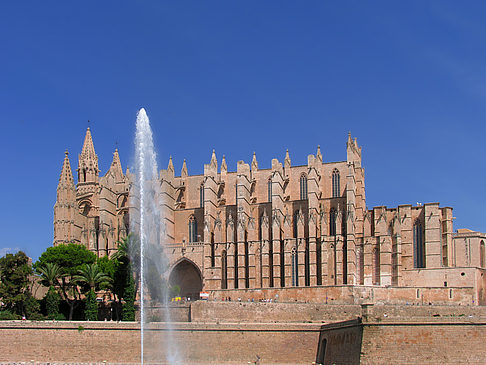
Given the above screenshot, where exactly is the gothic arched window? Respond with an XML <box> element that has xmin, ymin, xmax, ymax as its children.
<box><xmin>481</xmin><ymin>240</ymin><xmax>485</xmax><ymax>268</ymax></box>
<box><xmin>300</xmin><ymin>173</ymin><xmax>308</xmax><ymax>200</ymax></box>
<box><xmin>221</xmin><ymin>250</ymin><xmax>228</xmax><ymax>289</ymax></box>
<box><xmin>268</xmin><ymin>177</ymin><xmax>272</xmax><ymax>203</ymax></box>
<box><xmin>329</xmin><ymin>208</ymin><xmax>337</xmax><ymax>236</ymax></box>
<box><xmin>413</xmin><ymin>219</ymin><xmax>425</xmax><ymax>268</ymax></box>
<box><xmin>199</xmin><ymin>183</ymin><xmax>204</xmax><ymax>208</ymax></box>
<box><xmin>188</xmin><ymin>215</ymin><xmax>197</xmax><ymax>243</ymax></box>
<box><xmin>332</xmin><ymin>169</ymin><xmax>340</xmax><ymax>198</ymax></box>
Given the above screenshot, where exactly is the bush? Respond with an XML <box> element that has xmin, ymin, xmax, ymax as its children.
<box><xmin>121</xmin><ymin>272</ymin><xmax>135</xmax><ymax>321</ymax></box>
<box><xmin>0</xmin><ymin>310</ymin><xmax>20</xmax><ymax>320</ymax></box>
<box><xmin>28</xmin><ymin>312</ymin><xmax>46</xmax><ymax>321</ymax></box>
<box><xmin>24</xmin><ymin>294</ymin><xmax>41</xmax><ymax>319</ymax></box>
<box><xmin>45</xmin><ymin>287</ymin><xmax>61</xmax><ymax>319</ymax></box>
<box><xmin>84</xmin><ymin>290</ymin><xmax>98</xmax><ymax>321</ymax></box>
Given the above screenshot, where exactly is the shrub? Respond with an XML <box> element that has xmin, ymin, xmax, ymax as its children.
<box><xmin>121</xmin><ymin>272</ymin><xmax>135</xmax><ymax>321</ymax></box>
<box><xmin>84</xmin><ymin>290</ymin><xmax>98</xmax><ymax>321</ymax></box>
<box><xmin>45</xmin><ymin>287</ymin><xmax>61</xmax><ymax>319</ymax></box>
<box><xmin>0</xmin><ymin>310</ymin><xmax>20</xmax><ymax>320</ymax></box>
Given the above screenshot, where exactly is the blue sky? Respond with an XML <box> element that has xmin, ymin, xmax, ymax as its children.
<box><xmin>1</xmin><ymin>1</ymin><xmax>486</xmax><ymax>260</ymax></box>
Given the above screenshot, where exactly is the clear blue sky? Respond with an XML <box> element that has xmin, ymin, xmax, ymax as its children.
<box><xmin>1</xmin><ymin>1</ymin><xmax>486</xmax><ymax>261</ymax></box>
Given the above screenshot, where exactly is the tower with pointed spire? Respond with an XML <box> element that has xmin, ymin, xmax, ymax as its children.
<box><xmin>53</xmin><ymin>150</ymin><xmax>79</xmax><ymax>246</ymax></box>
<box><xmin>53</xmin><ymin>128</ymin><xmax>130</xmax><ymax>257</ymax></box>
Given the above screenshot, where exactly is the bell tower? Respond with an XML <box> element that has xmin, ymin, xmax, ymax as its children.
<box><xmin>76</xmin><ymin>127</ymin><xmax>101</xmax><ymax>252</ymax></box>
<box><xmin>53</xmin><ymin>150</ymin><xmax>78</xmax><ymax>245</ymax></box>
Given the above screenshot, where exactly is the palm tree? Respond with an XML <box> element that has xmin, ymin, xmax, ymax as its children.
<box><xmin>37</xmin><ymin>263</ymin><xmax>64</xmax><ymax>319</ymax></box>
<box><xmin>74</xmin><ymin>263</ymin><xmax>112</xmax><ymax>292</ymax></box>
<box><xmin>74</xmin><ymin>263</ymin><xmax>113</xmax><ymax>321</ymax></box>
<box><xmin>112</xmin><ymin>235</ymin><xmax>130</xmax><ymax>263</ymax></box>
<box><xmin>37</xmin><ymin>262</ymin><xmax>64</xmax><ymax>288</ymax></box>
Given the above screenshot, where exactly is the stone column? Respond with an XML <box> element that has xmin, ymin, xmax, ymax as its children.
<box><xmin>271</xmin><ymin>159</ymin><xmax>285</xmax><ymax>287</ymax></box>
<box><xmin>226</xmin><ymin>213</ymin><xmax>236</xmax><ymax>289</ymax></box>
<box><xmin>424</xmin><ymin>203</ymin><xmax>442</xmax><ymax>268</ymax></box>
<box><xmin>296</xmin><ymin>209</ymin><xmax>306</xmax><ymax>286</ymax></box>
<box><xmin>260</xmin><ymin>210</ymin><xmax>271</xmax><ymax>288</ymax></box>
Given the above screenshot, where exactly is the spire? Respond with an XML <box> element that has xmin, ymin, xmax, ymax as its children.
<box><xmin>251</xmin><ymin>152</ymin><xmax>258</xmax><ymax>171</ymax></box>
<box><xmin>168</xmin><ymin>156</ymin><xmax>174</xmax><ymax>171</ymax></box>
<box><xmin>210</xmin><ymin>149</ymin><xmax>217</xmax><ymax>169</ymax></box>
<box><xmin>81</xmin><ymin>127</ymin><xmax>97</xmax><ymax>161</ymax></box>
<box><xmin>54</xmin><ymin>150</ymin><xmax>76</xmax><ymax>246</ymax></box>
<box><xmin>221</xmin><ymin>155</ymin><xmax>227</xmax><ymax>174</ymax></box>
<box><xmin>58</xmin><ymin>150</ymin><xmax>75</xmax><ymax>189</ymax></box>
<box><xmin>347</xmin><ymin>132</ymin><xmax>353</xmax><ymax>148</ymax></box>
<box><xmin>109</xmin><ymin>148</ymin><xmax>123</xmax><ymax>178</ymax></box>
<box><xmin>181</xmin><ymin>159</ymin><xmax>188</xmax><ymax>178</ymax></box>
<box><xmin>78</xmin><ymin>127</ymin><xmax>99</xmax><ymax>184</ymax></box>
<box><xmin>316</xmin><ymin>145</ymin><xmax>322</xmax><ymax>163</ymax></box>
<box><xmin>284</xmin><ymin>149</ymin><xmax>291</xmax><ymax>170</ymax></box>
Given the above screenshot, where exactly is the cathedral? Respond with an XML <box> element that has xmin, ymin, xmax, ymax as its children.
<box><xmin>54</xmin><ymin>128</ymin><xmax>486</xmax><ymax>305</ymax></box>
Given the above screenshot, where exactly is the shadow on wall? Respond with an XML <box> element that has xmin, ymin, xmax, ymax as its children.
<box><xmin>316</xmin><ymin>318</ymin><xmax>363</xmax><ymax>365</ymax></box>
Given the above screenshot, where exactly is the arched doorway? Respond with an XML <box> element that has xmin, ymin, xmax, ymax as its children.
<box><xmin>169</xmin><ymin>259</ymin><xmax>203</xmax><ymax>301</ymax></box>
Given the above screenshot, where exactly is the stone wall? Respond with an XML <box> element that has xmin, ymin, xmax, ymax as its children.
<box><xmin>318</xmin><ymin>319</ymin><xmax>486</xmax><ymax>365</ymax></box>
<box><xmin>0</xmin><ymin>321</ymin><xmax>140</xmax><ymax>364</ymax></box>
<box><xmin>191</xmin><ymin>301</ymin><xmax>486</xmax><ymax>324</ymax></box>
<box><xmin>360</xmin><ymin>322</ymin><xmax>486</xmax><ymax>365</ymax></box>
<box><xmin>191</xmin><ymin>301</ymin><xmax>360</xmax><ymax>323</ymax></box>
<box><xmin>3</xmin><ymin>303</ymin><xmax>486</xmax><ymax>364</ymax></box>
<box><xmin>207</xmin><ymin>284</ymin><xmax>476</xmax><ymax>305</ymax></box>
<box><xmin>0</xmin><ymin>321</ymin><xmax>321</xmax><ymax>364</ymax></box>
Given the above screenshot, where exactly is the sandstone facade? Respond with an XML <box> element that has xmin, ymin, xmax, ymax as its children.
<box><xmin>54</xmin><ymin>129</ymin><xmax>486</xmax><ymax>304</ymax></box>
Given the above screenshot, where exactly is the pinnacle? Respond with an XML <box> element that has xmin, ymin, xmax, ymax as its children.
<box><xmin>80</xmin><ymin>127</ymin><xmax>97</xmax><ymax>160</ymax></box>
<box><xmin>221</xmin><ymin>155</ymin><xmax>227</xmax><ymax>172</ymax></box>
<box><xmin>181</xmin><ymin>159</ymin><xmax>188</xmax><ymax>177</ymax></box>
<box><xmin>110</xmin><ymin>148</ymin><xmax>123</xmax><ymax>177</ymax></box>
<box><xmin>58</xmin><ymin>151</ymin><xmax>74</xmax><ymax>188</ymax></box>
<box><xmin>168</xmin><ymin>156</ymin><xmax>174</xmax><ymax>171</ymax></box>
<box><xmin>210</xmin><ymin>149</ymin><xmax>218</xmax><ymax>169</ymax></box>
<box><xmin>285</xmin><ymin>149</ymin><xmax>291</xmax><ymax>166</ymax></box>
<box><xmin>251</xmin><ymin>151</ymin><xmax>258</xmax><ymax>170</ymax></box>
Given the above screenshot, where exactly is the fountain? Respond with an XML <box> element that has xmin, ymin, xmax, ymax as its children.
<box><xmin>131</xmin><ymin>108</ymin><xmax>179</xmax><ymax>364</ymax></box>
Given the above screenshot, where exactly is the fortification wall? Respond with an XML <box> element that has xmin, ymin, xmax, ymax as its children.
<box><xmin>317</xmin><ymin>319</ymin><xmax>486</xmax><ymax>365</ymax></box>
<box><xmin>0</xmin><ymin>321</ymin><xmax>320</xmax><ymax>364</ymax></box>
<box><xmin>191</xmin><ymin>301</ymin><xmax>360</xmax><ymax>323</ymax></box>
<box><xmin>360</xmin><ymin>322</ymin><xmax>486</xmax><ymax>364</ymax></box>
<box><xmin>191</xmin><ymin>301</ymin><xmax>486</xmax><ymax>324</ymax></box>
<box><xmin>207</xmin><ymin>285</ymin><xmax>476</xmax><ymax>306</ymax></box>
<box><xmin>3</xmin><ymin>303</ymin><xmax>486</xmax><ymax>364</ymax></box>
<box><xmin>0</xmin><ymin>321</ymin><xmax>140</xmax><ymax>364</ymax></box>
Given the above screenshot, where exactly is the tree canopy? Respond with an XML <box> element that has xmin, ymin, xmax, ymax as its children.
<box><xmin>74</xmin><ymin>263</ymin><xmax>112</xmax><ymax>292</ymax></box>
<box><xmin>0</xmin><ymin>251</ymin><xmax>33</xmax><ymax>315</ymax></box>
<box><xmin>35</xmin><ymin>243</ymin><xmax>96</xmax><ymax>276</ymax></box>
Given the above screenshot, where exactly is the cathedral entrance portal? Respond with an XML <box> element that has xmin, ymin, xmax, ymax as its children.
<box><xmin>169</xmin><ymin>259</ymin><xmax>203</xmax><ymax>301</ymax></box>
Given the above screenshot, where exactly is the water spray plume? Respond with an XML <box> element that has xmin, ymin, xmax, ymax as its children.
<box><xmin>132</xmin><ymin>108</ymin><xmax>179</xmax><ymax>364</ymax></box>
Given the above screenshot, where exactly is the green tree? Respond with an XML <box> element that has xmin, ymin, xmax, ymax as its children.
<box><xmin>97</xmin><ymin>256</ymin><xmax>115</xmax><ymax>280</ymax></box>
<box><xmin>73</xmin><ymin>263</ymin><xmax>112</xmax><ymax>292</ymax></box>
<box><xmin>35</xmin><ymin>243</ymin><xmax>96</xmax><ymax>276</ymax></box>
<box><xmin>45</xmin><ymin>286</ymin><xmax>62</xmax><ymax>319</ymax></box>
<box><xmin>121</xmin><ymin>267</ymin><xmax>135</xmax><ymax>321</ymax></box>
<box><xmin>37</xmin><ymin>262</ymin><xmax>64</xmax><ymax>288</ymax></box>
<box><xmin>84</xmin><ymin>289</ymin><xmax>98</xmax><ymax>321</ymax></box>
<box><xmin>73</xmin><ymin>263</ymin><xmax>112</xmax><ymax>321</ymax></box>
<box><xmin>35</xmin><ymin>243</ymin><xmax>97</xmax><ymax>320</ymax></box>
<box><xmin>112</xmin><ymin>235</ymin><xmax>137</xmax><ymax>321</ymax></box>
<box><xmin>36</xmin><ymin>262</ymin><xmax>64</xmax><ymax>319</ymax></box>
<box><xmin>0</xmin><ymin>251</ymin><xmax>33</xmax><ymax>316</ymax></box>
